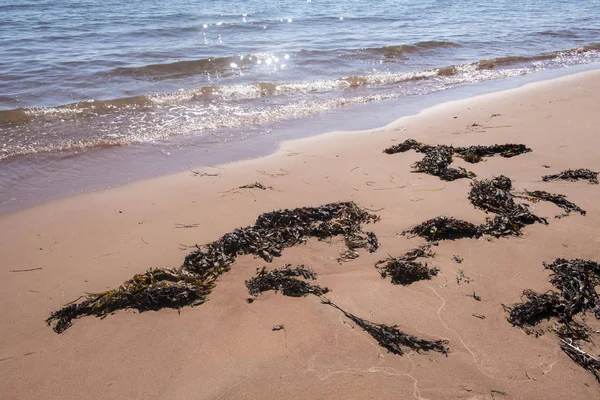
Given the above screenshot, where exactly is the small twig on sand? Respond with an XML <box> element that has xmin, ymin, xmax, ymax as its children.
<box><xmin>9</xmin><ymin>267</ymin><xmax>43</xmax><ymax>273</ymax></box>
<box><xmin>93</xmin><ymin>252</ymin><xmax>119</xmax><ymax>259</ymax></box>
<box><xmin>257</xmin><ymin>169</ymin><xmax>290</xmax><ymax>178</ymax></box>
<box><xmin>175</xmin><ymin>223</ymin><xmax>200</xmax><ymax>229</ymax></box>
<box><xmin>190</xmin><ymin>170</ymin><xmax>219</xmax><ymax>177</ymax></box>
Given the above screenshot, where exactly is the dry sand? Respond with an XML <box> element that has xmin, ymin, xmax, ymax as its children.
<box><xmin>1</xmin><ymin>70</ymin><xmax>600</xmax><ymax>400</ymax></box>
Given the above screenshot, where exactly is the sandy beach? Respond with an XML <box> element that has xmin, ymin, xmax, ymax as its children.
<box><xmin>1</xmin><ymin>70</ymin><xmax>600</xmax><ymax>399</ymax></box>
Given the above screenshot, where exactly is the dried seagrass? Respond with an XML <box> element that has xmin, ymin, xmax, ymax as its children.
<box><xmin>505</xmin><ymin>258</ymin><xmax>600</xmax><ymax>383</ymax></box>
<box><xmin>375</xmin><ymin>245</ymin><xmax>439</xmax><ymax>285</ymax></box>
<box><xmin>47</xmin><ymin>202</ymin><xmax>379</xmax><ymax>333</ymax></box>
<box><xmin>520</xmin><ymin>190</ymin><xmax>586</xmax><ymax>218</ymax></box>
<box><xmin>383</xmin><ymin>139</ymin><xmax>530</xmax><ymax>180</ymax></box>
<box><xmin>402</xmin><ymin>216</ymin><xmax>482</xmax><ymax>241</ymax></box>
<box><xmin>246</xmin><ymin>265</ymin><xmax>329</xmax><ymax>297</ymax></box>
<box><xmin>543</xmin><ymin>169</ymin><xmax>599</xmax><ymax>184</ymax></box>
<box><xmin>321</xmin><ymin>298</ymin><xmax>448</xmax><ymax>355</ymax></box>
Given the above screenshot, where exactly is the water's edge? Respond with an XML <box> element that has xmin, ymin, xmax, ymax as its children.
<box><xmin>2</xmin><ymin>63</ymin><xmax>598</xmax><ymax>216</ymax></box>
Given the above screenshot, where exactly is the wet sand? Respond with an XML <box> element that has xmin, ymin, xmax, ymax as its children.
<box><xmin>1</xmin><ymin>70</ymin><xmax>600</xmax><ymax>400</ymax></box>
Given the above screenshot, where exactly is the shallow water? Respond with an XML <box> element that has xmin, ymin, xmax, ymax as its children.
<box><xmin>1</xmin><ymin>0</ymin><xmax>599</xmax><ymax>212</ymax></box>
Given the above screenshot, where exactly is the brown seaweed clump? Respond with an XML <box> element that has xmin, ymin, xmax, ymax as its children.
<box><xmin>46</xmin><ymin>202</ymin><xmax>379</xmax><ymax>333</ymax></box>
<box><xmin>520</xmin><ymin>190</ymin><xmax>586</xmax><ymax>218</ymax></box>
<box><xmin>375</xmin><ymin>245</ymin><xmax>438</xmax><ymax>285</ymax></box>
<box><xmin>453</xmin><ymin>144</ymin><xmax>531</xmax><ymax>163</ymax></box>
<box><xmin>412</xmin><ymin>145</ymin><xmax>474</xmax><ymax>181</ymax></box>
<box><xmin>246</xmin><ymin>265</ymin><xmax>329</xmax><ymax>297</ymax></box>
<box><xmin>543</xmin><ymin>168</ymin><xmax>599</xmax><ymax>184</ymax></box>
<box><xmin>383</xmin><ymin>139</ymin><xmax>531</xmax><ymax>181</ymax></box>
<box><xmin>504</xmin><ymin>258</ymin><xmax>600</xmax><ymax>383</ymax></box>
<box><xmin>402</xmin><ymin>216</ymin><xmax>482</xmax><ymax>241</ymax></box>
<box><xmin>469</xmin><ymin>176</ymin><xmax>547</xmax><ymax>237</ymax></box>
<box><xmin>321</xmin><ymin>298</ymin><xmax>449</xmax><ymax>355</ymax></box>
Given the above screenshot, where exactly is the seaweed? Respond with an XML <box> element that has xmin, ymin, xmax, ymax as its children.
<box><xmin>375</xmin><ymin>245</ymin><xmax>439</xmax><ymax>285</ymax></box>
<box><xmin>383</xmin><ymin>139</ymin><xmax>531</xmax><ymax>181</ymax></box>
<box><xmin>402</xmin><ymin>216</ymin><xmax>482</xmax><ymax>241</ymax></box>
<box><xmin>469</xmin><ymin>176</ymin><xmax>547</xmax><ymax>237</ymax></box>
<box><xmin>383</xmin><ymin>139</ymin><xmax>432</xmax><ymax>154</ymax></box>
<box><xmin>46</xmin><ymin>269</ymin><xmax>214</xmax><ymax>334</ymax></box>
<box><xmin>246</xmin><ymin>265</ymin><xmax>329</xmax><ymax>297</ymax></box>
<box><xmin>505</xmin><ymin>290</ymin><xmax>566</xmax><ymax>330</ymax></box>
<box><xmin>47</xmin><ymin>202</ymin><xmax>379</xmax><ymax>333</ymax></box>
<box><xmin>560</xmin><ymin>338</ymin><xmax>600</xmax><ymax>383</ymax></box>
<box><xmin>321</xmin><ymin>298</ymin><xmax>448</xmax><ymax>355</ymax></box>
<box><xmin>543</xmin><ymin>169</ymin><xmax>599</xmax><ymax>184</ymax></box>
<box><xmin>505</xmin><ymin>258</ymin><xmax>600</xmax><ymax>383</ymax></box>
<box><xmin>412</xmin><ymin>145</ymin><xmax>474</xmax><ymax>181</ymax></box>
<box><xmin>544</xmin><ymin>259</ymin><xmax>600</xmax><ymax>318</ymax></box>
<box><xmin>520</xmin><ymin>190</ymin><xmax>586</xmax><ymax>218</ymax></box>
<box><xmin>453</xmin><ymin>144</ymin><xmax>531</xmax><ymax>163</ymax></box>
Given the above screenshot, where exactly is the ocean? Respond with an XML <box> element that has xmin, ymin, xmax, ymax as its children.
<box><xmin>1</xmin><ymin>0</ymin><xmax>599</xmax><ymax>212</ymax></box>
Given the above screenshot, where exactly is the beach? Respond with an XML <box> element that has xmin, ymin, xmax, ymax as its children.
<box><xmin>1</xmin><ymin>70</ymin><xmax>600</xmax><ymax>399</ymax></box>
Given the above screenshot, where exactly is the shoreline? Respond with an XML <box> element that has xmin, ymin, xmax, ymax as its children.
<box><xmin>2</xmin><ymin>63</ymin><xmax>599</xmax><ymax>216</ymax></box>
<box><xmin>1</xmin><ymin>69</ymin><xmax>600</xmax><ymax>399</ymax></box>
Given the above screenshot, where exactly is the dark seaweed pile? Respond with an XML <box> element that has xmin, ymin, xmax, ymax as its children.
<box><xmin>321</xmin><ymin>298</ymin><xmax>449</xmax><ymax>355</ymax></box>
<box><xmin>412</xmin><ymin>145</ymin><xmax>473</xmax><ymax>181</ymax></box>
<box><xmin>383</xmin><ymin>139</ymin><xmax>531</xmax><ymax>181</ymax></box>
<box><xmin>505</xmin><ymin>258</ymin><xmax>600</xmax><ymax>382</ymax></box>
<box><xmin>543</xmin><ymin>169</ymin><xmax>599</xmax><ymax>184</ymax></box>
<box><xmin>520</xmin><ymin>190</ymin><xmax>586</xmax><ymax>218</ymax></box>
<box><xmin>402</xmin><ymin>176</ymin><xmax>557</xmax><ymax>241</ymax></box>
<box><xmin>453</xmin><ymin>144</ymin><xmax>532</xmax><ymax>163</ymax></box>
<box><xmin>47</xmin><ymin>202</ymin><xmax>379</xmax><ymax>333</ymax></box>
<box><xmin>402</xmin><ymin>216</ymin><xmax>482</xmax><ymax>241</ymax></box>
<box><xmin>246</xmin><ymin>265</ymin><xmax>329</xmax><ymax>297</ymax></box>
<box><xmin>375</xmin><ymin>245</ymin><xmax>439</xmax><ymax>285</ymax></box>
<box><xmin>469</xmin><ymin>176</ymin><xmax>547</xmax><ymax>237</ymax></box>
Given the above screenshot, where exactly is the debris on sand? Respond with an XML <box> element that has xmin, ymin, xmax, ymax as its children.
<box><xmin>402</xmin><ymin>216</ymin><xmax>482</xmax><ymax>241</ymax></box>
<box><xmin>452</xmin><ymin>255</ymin><xmax>463</xmax><ymax>264</ymax></box>
<box><xmin>272</xmin><ymin>324</ymin><xmax>285</xmax><ymax>331</ymax></box>
<box><xmin>46</xmin><ymin>202</ymin><xmax>379</xmax><ymax>333</ymax></box>
<box><xmin>383</xmin><ymin>139</ymin><xmax>531</xmax><ymax>180</ymax></box>
<box><xmin>504</xmin><ymin>258</ymin><xmax>600</xmax><ymax>383</ymax></box>
<box><xmin>246</xmin><ymin>265</ymin><xmax>329</xmax><ymax>297</ymax></box>
<box><xmin>338</xmin><ymin>231</ymin><xmax>379</xmax><ymax>262</ymax></box>
<box><xmin>543</xmin><ymin>169</ymin><xmax>599</xmax><ymax>184</ymax></box>
<box><xmin>375</xmin><ymin>245</ymin><xmax>438</xmax><ymax>285</ymax></box>
<box><xmin>519</xmin><ymin>190</ymin><xmax>586</xmax><ymax>218</ymax></box>
<box><xmin>467</xmin><ymin>292</ymin><xmax>481</xmax><ymax>301</ymax></box>
<box><xmin>238</xmin><ymin>182</ymin><xmax>273</xmax><ymax>190</ymax></box>
<box><xmin>321</xmin><ymin>298</ymin><xmax>449</xmax><ymax>356</ymax></box>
